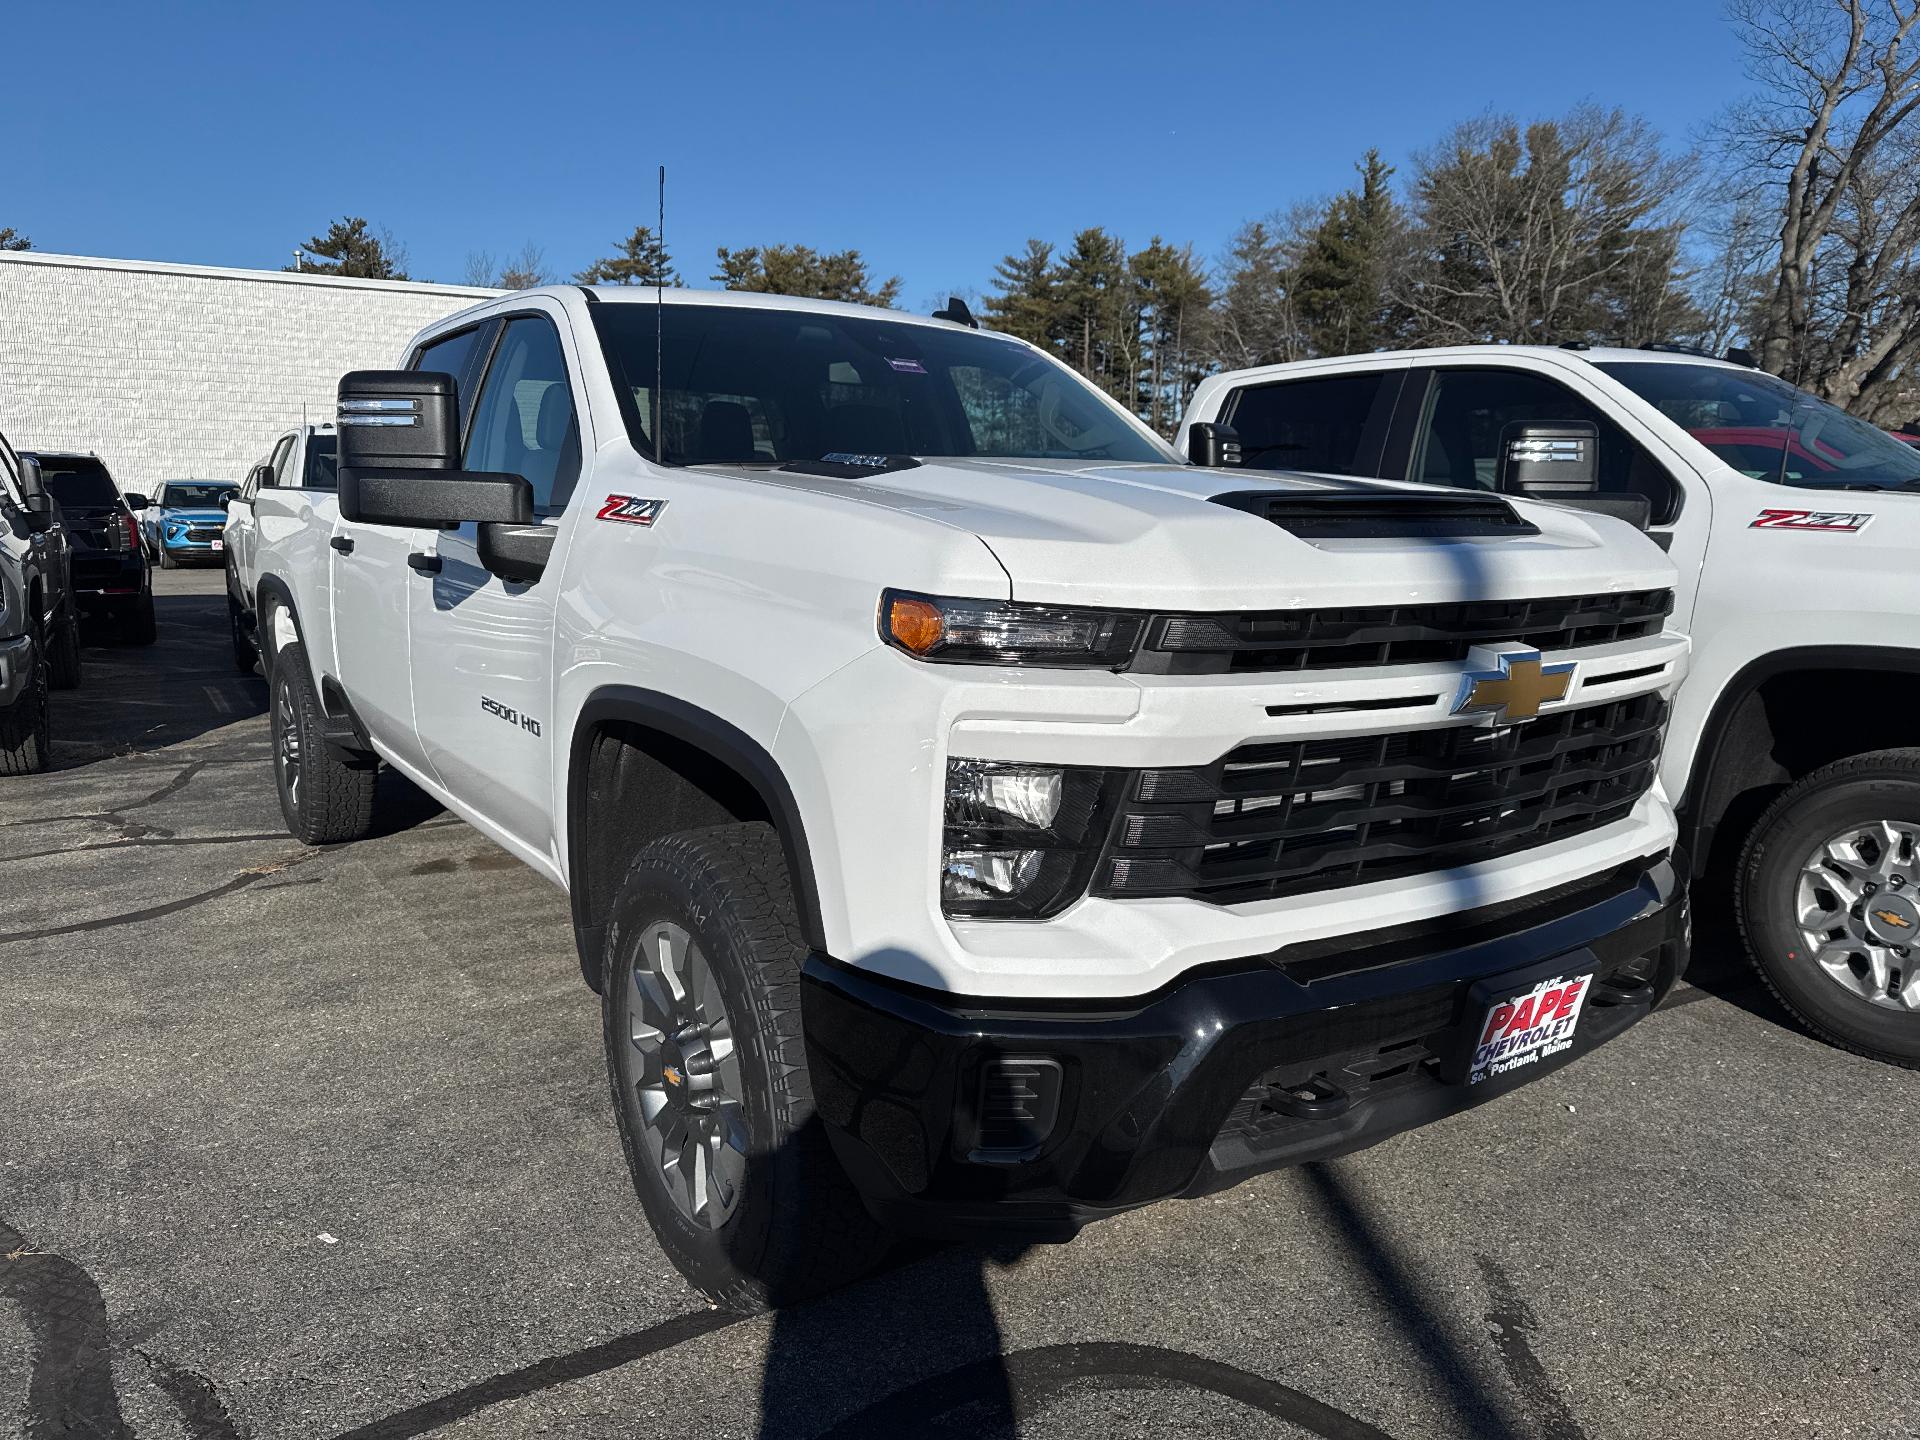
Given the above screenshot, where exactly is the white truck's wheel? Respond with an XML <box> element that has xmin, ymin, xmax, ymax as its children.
<box><xmin>269</xmin><ymin>641</ymin><xmax>377</xmax><ymax>845</ymax></box>
<box><xmin>601</xmin><ymin>823</ymin><xmax>891</xmax><ymax>1309</ymax></box>
<box><xmin>1738</xmin><ymin>749</ymin><xmax>1920</xmax><ymax>1068</ymax></box>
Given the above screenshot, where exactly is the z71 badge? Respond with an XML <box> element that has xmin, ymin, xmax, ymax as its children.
<box><xmin>596</xmin><ymin>494</ymin><xmax>667</xmax><ymax>527</ymax></box>
<box><xmin>1751</xmin><ymin>507</ymin><xmax>1873</xmax><ymax>532</ymax></box>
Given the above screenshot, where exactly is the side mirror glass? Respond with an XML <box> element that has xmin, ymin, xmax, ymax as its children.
<box><xmin>1187</xmin><ymin>421</ymin><xmax>1242</xmax><ymax>468</ymax></box>
<box><xmin>1496</xmin><ymin>422</ymin><xmax>1599</xmax><ymax>497</ymax></box>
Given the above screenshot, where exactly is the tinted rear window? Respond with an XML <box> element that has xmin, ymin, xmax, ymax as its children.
<box><xmin>35</xmin><ymin>457</ymin><xmax>120</xmax><ymax>508</ymax></box>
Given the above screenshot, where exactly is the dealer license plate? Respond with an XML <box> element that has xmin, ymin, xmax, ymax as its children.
<box><xmin>211</xmin><ymin>539</ymin><xmax>224</xmax><ymax>550</ymax></box>
<box><xmin>1466</xmin><ymin>970</ymin><xmax>1594</xmax><ymax>1087</ymax></box>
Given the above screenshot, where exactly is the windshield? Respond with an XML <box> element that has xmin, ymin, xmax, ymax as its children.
<box><xmin>34</xmin><ymin>456</ymin><xmax>120</xmax><ymax>509</ymax></box>
<box><xmin>1598</xmin><ymin>361</ymin><xmax>1920</xmax><ymax>491</ymax></box>
<box><xmin>159</xmin><ymin>481</ymin><xmax>236</xmax><ymax>508</ymax></box>
<box><xmin>589</xmin><ymin>302</ymin><xmax>1172</xmax><ymax>465</ymax></box>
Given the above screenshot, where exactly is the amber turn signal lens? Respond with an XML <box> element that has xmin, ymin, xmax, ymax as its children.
<box><xmin>887</xmin><ymin>596</ymin><xmax>946</xmax><ymax>654</ymax></box>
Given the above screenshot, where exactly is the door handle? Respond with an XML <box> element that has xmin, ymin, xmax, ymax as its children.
<box><xmin>329</xmin><ymin>536</ymin><xmax>354</xmax><ymax>555</ymax></box>
<box><xmin>407</xmin><ymin>551</ymin><xmax>442</xmax><ymax>575</ymax></box>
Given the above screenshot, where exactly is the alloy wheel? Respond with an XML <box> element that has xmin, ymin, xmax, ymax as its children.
<box><xmin>1795</xmin><ymin>820</ymin><xmax>1920</xmax><ymax>1012</ymax></box>
<box><xmin>274</xmin><ymin>681</ymin><xmax>302</xmax><ymax>814</ymax></box>
<box><xmin>625</xmin><ymin>920</ymin><xmax>748</xmax><ymax>1229</ymax></box>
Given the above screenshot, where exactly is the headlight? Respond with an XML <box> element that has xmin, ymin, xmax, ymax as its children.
<box><xmin>941</xmin><ymin>759</ymin><xmax>1117</xmax><ymax>918</ymax></box>
<box><xmin>881</xmin><ymin>589</ymin><xmax>1143</xmax><ymax>668</ymax></box>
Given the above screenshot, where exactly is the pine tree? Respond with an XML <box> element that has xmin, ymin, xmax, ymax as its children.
<box><xmin>286</xmin><ymin>217</ymin><xmax>410</xmax><ymax>280</ymax></box>
<box><xmin>574</xmin><ymin>226</ymin><xmax>678</xmax><ymax>287</ymax></box>
<box><xmin>984</xmin><ymin>240</ymin><xmax>1063</xmax><ymax>350</ymax></box>
<box><xmin>1292</xmin><ymin>150</ymin><xmax>1402</xmax><ymax>355</ymax></box>
<box><xmin>1209</xmin><ymin>219</ymin><xmax>1299</xmax><ymax>370</ymax></box>
<box><xmin>1054</xmin><ymin>229</ymin><xmax>1133</xmax><ymax>401</ymax></box>
<box><xmin>1131</xmin><ymin>238</ymin><xmax>1213</xmax><ymax>433</ymax></box>
<box><xmin>712</xmin><ymin>245</ymin><xmax>900</xmax><ymax>306</ymax></box>
<box><xmin>0</xmin><ymin>227</ymin><xmax>29</xmax><ymax>252</ymax></box>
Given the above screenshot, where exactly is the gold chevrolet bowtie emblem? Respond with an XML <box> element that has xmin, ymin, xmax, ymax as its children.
<box><xmin>1454</xmin><ymin>646</ymin><xmax>1575</xmax><ymax>724</ymax></box>
<box><xmin>662</xmin><ymin>1064</ymin><xmax>684</xmax><ymax>1087</ymax></box>
<box><xmin>1873</xmin><ymin>908</ymin><xmax>1913</xmax><ymax>930</ymax></box>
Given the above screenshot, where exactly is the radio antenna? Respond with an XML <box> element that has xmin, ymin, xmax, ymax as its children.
<box><xmin>654</xmin><ymin>164</ymin><xmax>665</xmax><ymax>466</ymax></box>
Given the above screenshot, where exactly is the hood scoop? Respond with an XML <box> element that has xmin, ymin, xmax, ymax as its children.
<box><xmin>1212</xmin><ymin>489</ymin><xmax>1538</xmax><ymax>540</ymax></box>
<box><xmin>780</xmin><ymin>453</ymin><xmax>923</xmax><ymax>479</ymax></box>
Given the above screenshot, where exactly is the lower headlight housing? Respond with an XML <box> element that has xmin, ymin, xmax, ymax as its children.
<box><xmin>941</xmin><ymin>759</ymin><xmax>1116</xmax><ymax>919</ymax></box>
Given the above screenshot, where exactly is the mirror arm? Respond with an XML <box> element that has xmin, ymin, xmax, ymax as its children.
<box><xmin>477</xmin><ymin>521</ymin><xmax>556</xmax><ymax>585</ymax></box>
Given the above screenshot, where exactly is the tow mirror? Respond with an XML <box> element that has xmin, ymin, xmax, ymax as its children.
<box><xmin>1496</xmin><ymin>422</ymin><xmax>1599</xmax><ymax>497</ymax></box>
<box><xmin>16</xmin><ymin>456</ymin><xmax>54</xmax><ymax>534</ymax></box>
<box><xmin>336</xmin><ymin>369</ymin><xmax>551</xmax><ymax>583</ymax></box>
<box><xmin>1187</xmin><ymin>421</ymin><xmax>1242</xmax><ymax>468</ymax></box>
<box><xmin>249</xmin><ymin>463</ymin><xmax>275</xmax><ymax>491</ymax></box>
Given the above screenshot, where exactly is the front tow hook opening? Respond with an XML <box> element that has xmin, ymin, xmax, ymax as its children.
<box><xmin>1263</xmin><ymin>1074</ymin><xmax>1355</xmax><ymax>1121</ymax></box>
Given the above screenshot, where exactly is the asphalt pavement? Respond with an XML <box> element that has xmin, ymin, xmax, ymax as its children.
<box><xmin>2</xmin><ymin>568</ymin><xmax>1916</xmax><ymax>1439</ymax></box>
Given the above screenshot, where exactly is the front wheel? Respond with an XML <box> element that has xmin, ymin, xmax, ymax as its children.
<box><xmin>602</xmin><ymin>823</ymin><xmax>891</xmax><ymax>1309</ymax></box>
<box><xmin>1738</xmin><ymin>749</ymin><xmax>1920</xmax><ymax>1068</ymax></box>
<box><xmin>270</xmin><ymin>641</ymin><xmax>377</xmax><ymax>845</ymax></box>
<box><xmin>0</xmin><ymin>619</ymin><xmax>51</xmax><ymax>775</ymax></box>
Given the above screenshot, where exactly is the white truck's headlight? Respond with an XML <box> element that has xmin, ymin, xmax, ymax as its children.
<box><xmin>881</xmin><ymin>589</ymin><xmax>1143</xmax><ymax>669</ymax></box>
<box><xmin>941</xmin><ymin>759</ymin><xmax>1116</xmax><ymax>919</ymax></box>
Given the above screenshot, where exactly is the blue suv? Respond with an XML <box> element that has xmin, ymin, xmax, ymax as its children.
<box><xmin>141</xmin><ymin>479</ymin><xmax>238</xmax><ymax>568</ymax></box>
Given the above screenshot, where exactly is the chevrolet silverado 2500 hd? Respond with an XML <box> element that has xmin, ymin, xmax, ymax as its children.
<box><xmin>248</xmin><ymin>287</ymin><xmax>1689</xmax><ymax>1305</ymax></box>
<box><xmin>1182</xmin><ymin>346</ymin><xmax>1920</xmax><ymax>1068</ymax></box>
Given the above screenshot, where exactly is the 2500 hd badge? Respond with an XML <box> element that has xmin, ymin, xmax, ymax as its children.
<box><xmin>480</xmin><ymin>695</ymin><xmax>541</xmax><ymax>737</ymax></box>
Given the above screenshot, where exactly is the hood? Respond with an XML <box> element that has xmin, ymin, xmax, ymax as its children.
<box><xmin>716</xmin><ymin>457</ymin><xmax>1675</xmax><ymax>610</ymax></box>
<box><xmin>159</xmin><ymin>507</ymin><xmax>230</xmax><ymax>523</ymax></box>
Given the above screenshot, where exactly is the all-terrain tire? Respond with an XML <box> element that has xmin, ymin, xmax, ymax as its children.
<box><xmin>270</xmin><ymin>640</ymin><xmax>378</xmax><ymax>845</ymax></box>
<box><xmin>123</xmin><ymin>591</ymin><xmax>157</xmax><ymax>647</ymax></box>
<box><xmin>0</xmin><ymin>616</ymin><xmax>51</xmax><ymax>775</ymax></box>
<box><xmin>228</xmin><ymin>590</ymin><xmax>259</xmax><ymax>674</ymax></box>
<box><xmin>1737</xmin><ymin>748</ymin><xmax>1920</xmax><ymax>1068</ymax></box>
<box><xmin>602</xmin><ymin>823</ymin><xmax>891</xmax><ymax>1309</ymax></box>
<box><xmin>46</xmin><ymin>602</ymin><xmax>81</xmax><ymax>690</ymax></box>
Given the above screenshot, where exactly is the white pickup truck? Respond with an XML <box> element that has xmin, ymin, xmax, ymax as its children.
<box><xmin>235</xmin><ymin>287</ymin><xmax>1689</xmax><ymax>1306</ymax></box>
<box><xmin>1182</xmin><ymin>345</ymin><xmax>1920</xmax><ymax>1068</ymax></box>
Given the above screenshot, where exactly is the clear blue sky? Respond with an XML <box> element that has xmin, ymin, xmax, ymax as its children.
<box><xmin>7</xmin><ymin>0</ymin><xmax>1747</xmax><ymax>304</ymax></box>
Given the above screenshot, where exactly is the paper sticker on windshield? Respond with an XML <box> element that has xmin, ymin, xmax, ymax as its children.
<box><xmin>1751</xmin><ymin>508</ymin><xmax>1873</xmax><ymax>532</ymax></box>
<box><xmin>886</xmin><ymin>357</ymin><xmax>927</xmax><ymax>374</ymax></box>
<box><xmin>596</xmin><ymin>494</ymin><xmax>666</xmax><ymax>527</ymax></box>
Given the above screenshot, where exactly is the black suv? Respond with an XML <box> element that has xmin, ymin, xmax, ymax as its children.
<box><xmin>2</xmin><ymin>429</ymin><xmax>83</xmax><ymax>773</ymax></box>
<box><xmin>24</xmin><ymin>451</ymin><xmax>156</xmax><ymax>644</ymax></box>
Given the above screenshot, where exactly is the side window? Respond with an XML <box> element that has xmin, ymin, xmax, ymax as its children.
<box><xmin>265</xmin><ymin>436</ymin><xmax>295</xmax><ymax>487</ymax></box>
<box><xmin>303</xmin><ymin>433</ymin><xmax>339</xmax><ymax>491</ymax></box>
<box><xmin>463</xmin><ymin>316</ymin><xmax>582</xmax><ymax>513</ymax></box>
<box><xmin>1413</xmin><ymin>368</ymin><xmax>1679</xmax><ymax>523</ymax></box>
<box><xmin>1222</xmin><ymin>373</ymin><xmax>1392</xmax><ymax>475</ymax></box>
<box><xmin>413</xmin><ymin>323</ymin><xmax>495</xmax><ymax>443</ymax></box>
<box><xmin>0</xmin><ymin>436</ymin><xmax>21</xmax><ymax>509</ymax></box>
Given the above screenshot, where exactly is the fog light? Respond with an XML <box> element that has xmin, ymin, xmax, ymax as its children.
<box><xmin>946</xmin><ymin>761</ymin><xmax>1064</xmax><ymax>830</ymax></box>
<box><xmin>942</xmin><ymin>848</ymin><xmax>1043</xmax><ymax>905</ymax></box>
<box><xmin>971</xmin><ymin>1056</ymin><xmax>1063</xmax><ymax>1162</ymax></box>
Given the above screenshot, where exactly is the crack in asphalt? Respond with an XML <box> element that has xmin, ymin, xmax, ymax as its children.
<box><xmin>1474</xmin><ymin>1256</ymin><xmax>1589</xmax><ymax>1440</ymax></box>
<box><xmin>0</xmin><ymin>832</ymin><xmax>290</xmax><ymax>866</ymax></box>
<box><xmin>0</xmin><ymin>851</ymin><xmax>317</xmax><ymax>946</ymax></box>
<box><xmin>2</xmin><ymin>757</ymin><xmax>212</xmax><ymax>834</ymax></box>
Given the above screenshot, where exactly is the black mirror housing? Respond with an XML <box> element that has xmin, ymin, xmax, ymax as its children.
<box><xmin>340</xmin><ymin>469</ymin><xmax>533</xmax><ymax>528</ymax></box>
<box><xmin>249</xmin><ymin>463</ymin><xmax>275</xmax><ymax>491</ymax></box>
<box><xmin>1187</xmin><ymin>422</ymin><xmax>1242</xmax><ymax>468</ymax></box>
<box><xmin>337</xmin><ymin>370</ymin><xmax>460</xmax><ymax>471</ymax></box>
<box><xmin>477</xmin><ymin>522</ymin><xmax>557</xmax><ymax>585</ymax></box>
<box><xmin>16</xmin><ymin>457</ymin><xmax>53</xmax><ymax>533</ymax></box>
<box><xmin>123</xmin><ymin>492</ymin><xmax>149</xmax><ymax>510</ymax></box>
<box><xmin>1496</xmin><ymin>421</ymin><xmax>1599</xmax><ymax>497</ymax></box>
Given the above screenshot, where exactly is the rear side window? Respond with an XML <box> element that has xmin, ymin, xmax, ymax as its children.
<box><xmin>1223</xmin><ymin>373</ymin><xmax>1391</xmax><ymax>475</ymax></box>
<box><xmin>36</xmin><ymin>456</ymin><xmax>119</xmax><ymax>508</ymax></box>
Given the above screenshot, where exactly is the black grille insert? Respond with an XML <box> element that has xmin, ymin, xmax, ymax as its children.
<box><xmin>1134</xmin><ymin>589</ymin><xmax>1672</xmax><ymax>675</ymax></box>
<box><xmin>1095</xmin><ymin>693</ymin><xmax>1665</xmax><ymax>906</ymax></box>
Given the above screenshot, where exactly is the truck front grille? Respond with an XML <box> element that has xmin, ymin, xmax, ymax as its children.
<box><xmin>1093</xmin><ymin>693</ymin><xmax>1665</xmax><ymax>906</ymax></box>
<box><xmin>1133</xmin><ymin>588</ymin><xmax>1671</xmax><ymax>675</ymax></box>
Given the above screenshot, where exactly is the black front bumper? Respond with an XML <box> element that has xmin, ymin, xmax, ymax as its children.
<box><xmin>802</xmin><ymin>854</ymin><xmax>1686</xmax><ymax>1240</ymax></box>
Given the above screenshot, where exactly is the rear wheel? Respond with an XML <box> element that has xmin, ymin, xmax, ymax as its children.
<box><xmin>47</xmin><ymin>601</ymin><xmax>81</xmax><ymax>690</ymax></box>
<box><xmin>0</xmin><ymin>617</ymin><xmax>51</xmax><ymax>775</ymax></box>
<box><xmin>123</xmin><ymin>591</ymin><xmax>156</xmax><ymax>646</ymax></box>
<box><xmin>228</xmin><ymin>591</ymin><xmax>259</xmax><ymax>674</ymax></box>
<box><xmin>602</xmin><ymin>823</ymin><xmax>891</xmax><ymax>1309</ymax></box>
<box><xmin>1738</xmin><ymin>750</ymin><xmax>1920</xmax><ymax>1068</ymax></box>
<box><xmin>270</xmin><ymin>641</ymin><xmax>378</xmax><ymax>845</ymax></box>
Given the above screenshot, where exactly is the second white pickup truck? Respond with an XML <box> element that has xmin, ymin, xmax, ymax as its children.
<box><xmin>237</xmin><ymin>287</ymin><xmax>1690</xmax><ymax>1305</ymax></box>
<box><xmin>1183</xmin><ymin>344</ymin><xmax>1920</xmax><ymax>1068</ymax></box>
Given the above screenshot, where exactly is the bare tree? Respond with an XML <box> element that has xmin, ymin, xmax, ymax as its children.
<box><xmin>464</xmin><ymin>242</ymin><xmax>552</xmax><ymax>290</ymax></box>
<box><xmin>1724</xmin><ymin>0</ymin><xmax>1920</xmax><ymax>409</ymax></box>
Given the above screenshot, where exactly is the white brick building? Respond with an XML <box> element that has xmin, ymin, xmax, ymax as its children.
<box><xmin>0</xmin><ymin>251</ymin><xmax>499</xmax><ymax>493</ymax></box>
